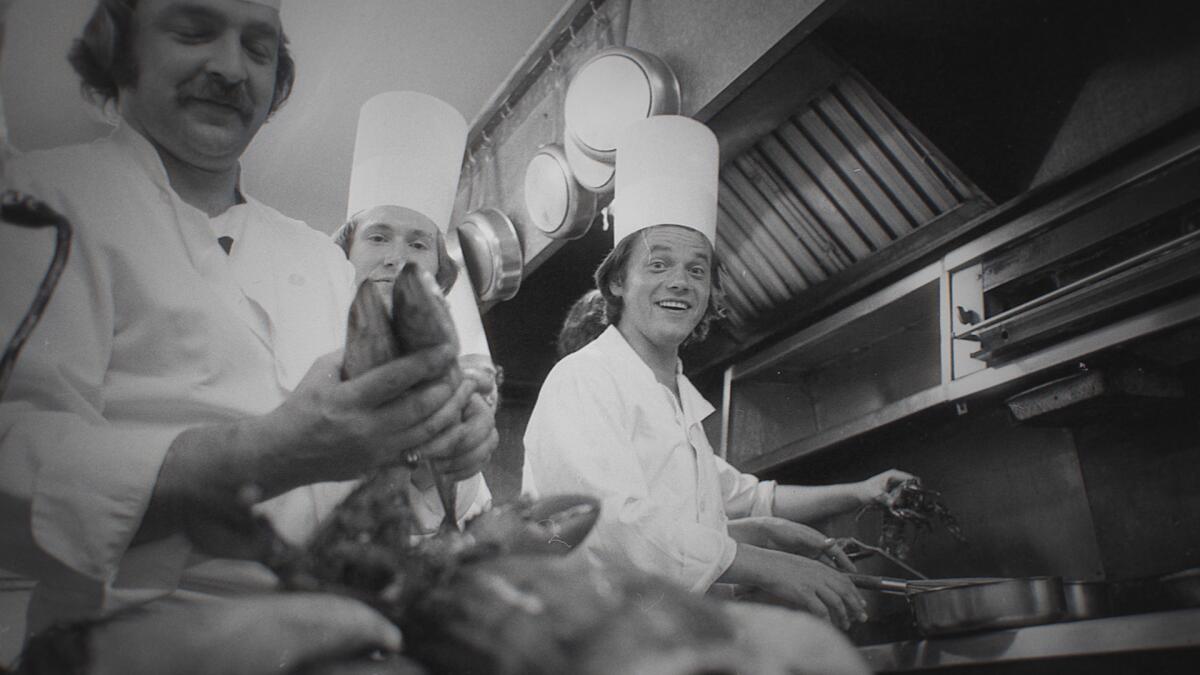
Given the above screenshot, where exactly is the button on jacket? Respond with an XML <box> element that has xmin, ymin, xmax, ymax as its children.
<box><xmin>522</xmin><ymin>325</ymin><xmax>775</xmax><ymax>592</ymax></box>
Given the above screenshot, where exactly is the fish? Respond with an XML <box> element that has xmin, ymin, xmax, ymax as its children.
<box><xmin>388</xmin><ymin>262</ymin><xmax>461</xmax><ymax>534</ymax></box>
<box><xmin>341</xmin><ymin>263</ymin><xmax>461</xmax><ymax>534</ymax></box>
<box><xmin>341</xmin><ymin>271</ymin><xmax>401</xmax><ymax>381</ymax></box>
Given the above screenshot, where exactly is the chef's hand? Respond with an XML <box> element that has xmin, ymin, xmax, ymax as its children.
<box><xmin>427</xmin><ymin>391</ymin><xmax>498</xmax><ymax>483</ymax></box>
<box><xmin>85</xmin><ymin>593</ymin><xmax>403</xmax><ymax>675</ymax></box>
<box><xmin>854</xmin><ymin>469</ymin><xmax>917</xmax><ymax>507</ymax></box>
<box><xmin>723</xmin><ymin>544</ymin><xmax>868</xmax><ymax>631</ymax></box>
<box><xmin>260</xmin><ymin>345</ymin><xmax>481</xmax><ymax>484</ymax></box>
<box><xmin>459</xmin><ymin>353</ymin><xmax>500</xmax><ymax>410</ymax></box>
<box><xmin>137</xmin><ymin>345</ymin><xmax>475</xmax><ymax>553</ymax></box>
<box><xmin>726</xmin><ymin>517</ymin><xmax>856</xmax><ymax>572</ymax></box>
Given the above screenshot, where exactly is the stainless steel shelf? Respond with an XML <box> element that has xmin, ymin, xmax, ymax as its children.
<box><xmin>859</xmin><ymin>609</ymin><xmax>1200</xmax><ymax>672</ymax></box>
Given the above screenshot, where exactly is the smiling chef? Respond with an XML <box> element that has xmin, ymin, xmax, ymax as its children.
<box><xmin>522</xmin><ymin>115</ymin><xmax>913</xmax><ymax>630</ymax></box>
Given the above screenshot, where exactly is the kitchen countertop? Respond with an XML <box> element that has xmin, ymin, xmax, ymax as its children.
<box><xmin>858</xmin><ymin>608</ymin><xmax>1200</xmax><ymax>672</ymax></box>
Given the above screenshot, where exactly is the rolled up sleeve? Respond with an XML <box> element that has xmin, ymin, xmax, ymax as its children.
<box><xmin>715</xmin><ymin>456</ymin><xmax>776</xmax><ymax>519</ymax></box>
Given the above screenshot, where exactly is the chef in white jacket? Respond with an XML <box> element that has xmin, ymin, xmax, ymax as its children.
<box><xmin>523</xmin><ymin>116</ymin><xmax>910</xmax><ymax>630</ymax></box>
<box><xmin>332</xmin><ymin>91</ymin><xmax>494</xmax><ymax>536</ymax></box>
<box><xmin>0</xmin><ymin>0</ymin><xmax>494</xmax><ymax>636</ymax></box>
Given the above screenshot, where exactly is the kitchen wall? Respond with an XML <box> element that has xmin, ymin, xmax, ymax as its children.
<box><xmin>762</xmin><ymin>344</ymin><xmax>1200</xmax><ymax>589</ymax></box>
<box><xmin>768</xmin><ymin>405</ymin><xmax>1105</xmax><ymax>582</ymax></box>
<box><xmin>1071</xmin><ymin>372</ymin><xmax>1200</xmax><ymax>581</ymax></box>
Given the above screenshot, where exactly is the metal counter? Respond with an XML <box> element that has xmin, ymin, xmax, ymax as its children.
<box><xmin>859</xmin><ymin>609</ymin><xmax>1200</xmax><ymax>672</ymax></box>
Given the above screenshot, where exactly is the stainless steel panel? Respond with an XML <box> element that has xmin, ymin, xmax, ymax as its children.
<box><xmin>809</xmin><ymin>91</ymin><xmax>917</xmax><ymax>235</ymax></box>
<box><xmin>722</xmin><ymin>165</ymin><xmax>830</xmax><ymax>284</ymax></box>
<box><xmin>717</xmin><ymin>189</ymin><xmax>809</xmax><ymax>303</ymax></box>
<box><xmin>714</xmin><ymin>71</ymin><xmax>975</xmax><ymax>330</ymax></box>
<box><xmin>788</xmin><ymin>112</ymin><xmax>895</xmax><ymax>249</ymax></box>
<box><xmin>793</xmin><ymin>109</ymin><xmax>902</xmax><ymax>245</ymax></box>
<box><xmin>716</xmin><ymin>213</ymin><xmax>787</xmax><ymax>307</ymax></box>
<box><xmin>754</xmin><ymin>136</ymin><xmax>862</xmax><ymax>267</ymax></box>
<box><xmin>836</xmin><ymin>77</ymin><xmax>961</xmax><ymax>213</ymax></box>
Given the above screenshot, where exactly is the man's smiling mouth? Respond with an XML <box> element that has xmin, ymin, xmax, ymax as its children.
<box><xmin>657</xmin><ymin>299</ymin><xmax>691</xmax><ymax>311</ymax></box>
<box><xmin>185</xmin><ymin>97</ymin><xmax>250</xmax><ymax>121</ymax></box>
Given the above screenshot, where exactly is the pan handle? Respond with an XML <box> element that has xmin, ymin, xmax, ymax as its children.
<box><xmin>849</xmin><ymin>573</ymin><xmax>910</xmax><ymax>595</ymax></box>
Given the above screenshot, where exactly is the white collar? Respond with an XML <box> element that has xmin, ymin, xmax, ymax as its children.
<box><xmin>588</xmin><ymin>325</ymin><xmax>715</xmax><ymax>422</ymax></box>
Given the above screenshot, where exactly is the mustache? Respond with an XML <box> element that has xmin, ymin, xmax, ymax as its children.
<box><xmin>179</xmin><ymin>77</ymin><xmax>254</xmax><ymax>118</ymax></box>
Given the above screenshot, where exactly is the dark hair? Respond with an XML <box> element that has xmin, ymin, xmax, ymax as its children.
<box><xmin>594</xmin><ymin>227</ymin><xmax>727</xmax><ymax>346</ymax></box>
<box><xmin>556</xmin><ymin>289</ymin><xmax>608</xmax><ymax>359</ymax></box>
<box><xmin>67</xmin><ymin>0</ymin><xmax>295</xmax><ymax>115</ymax></box>
<box><xmin>334</xmin><ymin>213</ymin><xmax>460</xmax><ymax>295</ymax></box>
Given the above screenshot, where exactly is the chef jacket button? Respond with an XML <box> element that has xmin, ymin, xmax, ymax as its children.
<box><xmin>288</xmin><ymin>273</ymin><xmax>306</xmax><ymax>286</ymax></box>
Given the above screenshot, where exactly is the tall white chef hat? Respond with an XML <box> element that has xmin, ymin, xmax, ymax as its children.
<box><xmin>346</xmin><ymin>91</ymin><xmax>467</xmax><ymax>231</ymax></box>
<box><xmin>345</xmin><ymin>91</ymin><xmax>491</xmax><ymax>367</ymax></box>
<box><xmin>612</xmin><ymin>115</ymin><xmax>719</xmax><ymax>248</ymax></box>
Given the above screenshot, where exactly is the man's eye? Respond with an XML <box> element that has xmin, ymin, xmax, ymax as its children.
<box><xmin>166</xmin><ymin>19</ymin><xmax>215</xmax><ymax>42</ymax></box>
<box><xmin>410</xmin><ymin>241</ymin><xmax>429</xmax><ymax>251</ymax></box>
<box><xmin>366</xmin><ymin>234</ymin><xmax>388</xmax><ymax>243</ymax></box>
<box><xmin>689</xmin><ymin>266</ymin><xmax>708</xmax><ymax>277</ymax></box>
<box><xmin>648</xmin><ymin>260</ymin><xmax>667</xmax><ymax>271</ymax></box>
<box><xmin>171</xmin><ymin>28</ymin><xmax>212</xmax><ymax>42</ymax></box>
<box><xmin>244</xmin><ymin>40</ymin><xmax>275</xmax><ymax>62</ymax></box>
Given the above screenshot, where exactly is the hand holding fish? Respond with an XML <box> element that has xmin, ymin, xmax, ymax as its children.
<box><xmin>136</xmin><ymin>264</ymin><xmax>493</xmax><ymax>557</ymax></box>
<box><xmin>260</xmin><ymin>343</ymin><xmax>476</xmax><ymax>486</ymax></box>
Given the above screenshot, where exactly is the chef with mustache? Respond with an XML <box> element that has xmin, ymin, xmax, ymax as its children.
<box><xmin>522</xmin><ymin>116</ymin><xmax>912</xmax><ymax>630</ymax></box>
<box><xmin>0</xmin><ymin>0</ymin><xmax>495</xmax><ymax>641</ymax></box>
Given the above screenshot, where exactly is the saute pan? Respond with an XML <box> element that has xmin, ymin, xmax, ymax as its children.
<box><xmin>851</xmin><ymin>574</ymin><xmax>1066</xmax><ymax>636</ymax></box>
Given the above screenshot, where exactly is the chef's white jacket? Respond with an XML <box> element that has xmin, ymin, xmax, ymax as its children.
<box><xmin>0</xmin><ymin>124</ymin><xmax>487</xmax><ymax>633</ymax></box>
<box><xmin>522</xmin><ymin>326</ymin><xmax>776</xmax><ymax>593</ymax></box>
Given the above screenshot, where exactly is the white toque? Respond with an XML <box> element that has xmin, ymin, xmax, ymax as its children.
<box><xmin>346</xmin><ymin>91</ymin><xmax>467</xmax><ymax>232</ymax></box>
<box><xmin>612</xmin><ymin>115</ymin><xmax>719</xmax><ymax>247</ymax></box>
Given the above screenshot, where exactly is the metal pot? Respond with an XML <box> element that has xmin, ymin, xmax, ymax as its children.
<box><xmin>852</xmin><ymin>574</ymin><xmax>1067</xmax><ymax>637</ymax></box>
<box><xmin>1062</xmin><ymin>580</ymin><xmax>1112</xmax><ymax>620</ymax></box>
<box><xmin>563</xmin><ymin>132</ymin><xmax>615</xmax><ymax>195</ymax></box>
<box><xmin>453</xmin><ymin>208</ymin><xmax>523</xmax><ymax>302</ymax></box>
<box><xmin>564</xmin><ymin>46</ymin><xmax>681</xmax><ymax>164</ymax></box>
<box><xmin>523</xmin><ymin>143</ymin><xmax>597</xmax><ymax>240</ymax></box>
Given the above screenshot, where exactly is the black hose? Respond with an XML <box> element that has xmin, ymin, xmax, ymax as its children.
<box><xmin>0</xmin><ymin>190</ymin><xmax>73</xmax><ymax>396</ymax></box>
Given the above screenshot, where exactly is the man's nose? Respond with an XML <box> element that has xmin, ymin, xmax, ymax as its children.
<box><xmin>382</xmin><ymin>249</ymin><xmax>405</xmax><ymax>268</ymax></box>
<box><xmin>205</xmin><ymin>34</ymin><xmax>250</xmax><ymax>85</ymax></box>
<box><xmin>665</xmin><ymin>267</ymin><xmax>690</xmax><ymax>290</ymax></box>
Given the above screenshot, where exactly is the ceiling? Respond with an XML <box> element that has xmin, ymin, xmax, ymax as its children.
<box><xmin>1</xmin><ymin>0</ymin><xmax>568</xmax><ymax>233</ymax></box>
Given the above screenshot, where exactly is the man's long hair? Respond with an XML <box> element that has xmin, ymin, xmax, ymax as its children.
<box><xmin>67</xmin><ymin>0</ymin><xmax>295</xmax><ymax>115</ymax></box>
